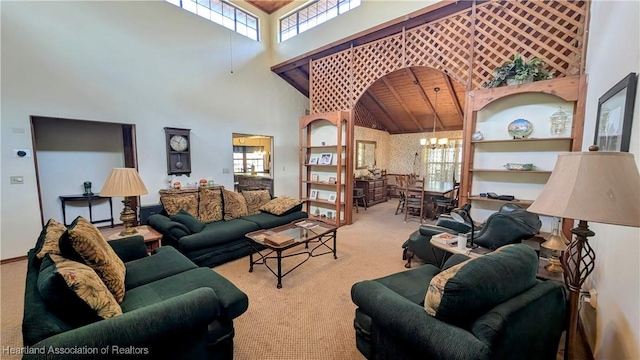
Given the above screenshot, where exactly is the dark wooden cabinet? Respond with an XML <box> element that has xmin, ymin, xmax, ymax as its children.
<box><xmin>355</xmin><ymin>178</ymin><xmax>388</xmax><ymax>206</ymax></box>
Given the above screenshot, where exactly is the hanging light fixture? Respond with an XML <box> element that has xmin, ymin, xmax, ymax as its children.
<box><xmin>425</xmin><ymin>87</ymin><xmax>447</xmax><ymax>149</ymax></box>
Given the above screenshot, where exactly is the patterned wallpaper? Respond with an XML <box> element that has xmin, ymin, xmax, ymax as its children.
<box><xmin>354</xmin><ymin>126</ymin><xmax>463</xmax><ymax>177</ymax></box>
<box><xmin>389</xmin><ymin>130</ymin><xmax>463</xmax><ymax>176</ymax></box>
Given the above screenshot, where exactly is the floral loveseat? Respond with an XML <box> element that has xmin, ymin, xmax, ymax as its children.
<box><xmin>147</xmin><ymin>187</ymin><xmax>307</xmax><ymax>267</ymax></box>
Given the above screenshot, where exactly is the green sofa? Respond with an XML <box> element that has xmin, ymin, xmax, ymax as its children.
<box><xmin>351</xmin><ymin>244</ymin><xmax>567</xmax><ymax>360</ymax></box>
<box><xmin>23</xmin><ymin>234</ymin><xmax>248</xmax><ymax>359</ymax></box>
<box><xmin>146</xmin><ymin>189</ymin><xmax>308</xmax><ymax>268</ymax></box>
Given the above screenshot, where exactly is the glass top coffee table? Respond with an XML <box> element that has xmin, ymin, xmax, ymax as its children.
<box><xmin>245</xmin><ymin>219</ymin><xmax>337</xmax><ymax>288</ymax></box>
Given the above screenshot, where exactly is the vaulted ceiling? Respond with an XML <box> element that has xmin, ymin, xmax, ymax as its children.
<box><xmin>245</xmin><ymin>0</ymin><xmax>293</xmax><ymax>14</ymax></box>
<box><xmin>268</xmin><ymin>1</ymin><xmax>476</xmax><ymax>134</ymax></box>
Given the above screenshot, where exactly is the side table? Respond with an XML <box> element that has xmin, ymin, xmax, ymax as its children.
<box><xmin>102</xmin><ymin>225</ymin><xmax>162</xmax><ymax>253</ymax></box>
<box><xmin>59</xmin><ymin>194</ymin><xmax>114</xmax><ymax>227</ymax></box>
<box><xmin>430</xmin><ymin>235</ymin><xmax>564</xmax><ymax>282</ymax></box>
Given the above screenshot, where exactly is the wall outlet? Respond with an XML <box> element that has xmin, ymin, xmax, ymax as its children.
<box><xmin>222</xmin><ymin>168</ymin><xmax>230</xmax><ymax>174</ymax></box>
<box><xmin>10</xmin><ymin>176</ymin><xmax>24</xmax><ymax>185</ymax></box>
<box><xmin>586</xmin><ymin>289</ymin><xmax>597</xmax><ymax>308</ymax></box>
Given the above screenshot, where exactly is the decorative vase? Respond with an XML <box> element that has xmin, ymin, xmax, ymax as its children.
<box><xmin>506</xmin><ymin>76</ymin><xmax>534</xmax><ymax>86</ymax></box>
<box><xmin>550</xmin><ymin>107</ymin><xmax>570</xmax><ymax>136</ymax></box>
<box><xmin>472</xmin><ymin>131</ymin><xmax>484</xmax><ymax>141</ymax></box>
<box><xmin>83</xmin><ymin>181</ymin><xmax>93</xmax><ymax>196</ymax></box>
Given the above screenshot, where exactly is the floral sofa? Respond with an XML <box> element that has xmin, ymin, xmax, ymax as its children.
<box><xmin>146</xmin><ymin>187</ymin><xmax>308</xmax><ymax>267</ymax></box>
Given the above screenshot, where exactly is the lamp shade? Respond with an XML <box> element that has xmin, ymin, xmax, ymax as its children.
<box><xmin>100</xmin><ymin>168</ymin><xmax>148</xmax><ymax>197</ymax></box>
<box><xmin>528</xmin><ymin>151</ymin><xmax>640</xmax><ymax>227</ymax></box>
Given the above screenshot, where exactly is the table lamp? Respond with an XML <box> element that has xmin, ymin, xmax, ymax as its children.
<box><xmin>100</xmin><ymin>168</ymin><xmax>149</xmax><ymax>236</ymax></box>
<box><xmin>541</xmin><ymin>217</ymin><xmax>568</xmax><ymax>273</ymax></box>
<box><xmin>527</xmin><ymin>148</ymin><xmax>640</xmax><ymax>360</ymax></box>
<box><xmin>450</xmin><ymin>204</ymin><xmax>475</xmax><ymax>248</ymax></box>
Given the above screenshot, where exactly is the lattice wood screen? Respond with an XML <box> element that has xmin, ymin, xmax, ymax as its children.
<box><xmin>310</xmin><ymin>0</ymin><xmax>588</xmax><ymax>114</ymax></box>
<box><xmin>353</xmin><ymin>102</ymin><xmax>386</xmax><ymax>130</ymax></box>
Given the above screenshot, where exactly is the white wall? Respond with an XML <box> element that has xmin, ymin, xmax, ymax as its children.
<box><xmin>270</xmin><ymin>0</ymin><xmax>441</xmax><ymax>65</ymax></box>
<box><xmin>34</xmin><ymin>119</ymin><xmax>125</xmax><ymax>225</ymax></box>
<box><xmin>582</xmin><ymin>1</ymin><xmax>640</xmax><ymax>359</ymax></box>
<box><xmin>1</xmin><ymin>1</ymin><xmax>308</xmax><ymax>260</ymax></box>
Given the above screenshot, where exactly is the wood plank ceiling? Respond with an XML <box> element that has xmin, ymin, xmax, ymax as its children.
<box><xmin>245</xmin><ymin>0</ymin><xmax>293</xmax><ymax>15</ymax></box>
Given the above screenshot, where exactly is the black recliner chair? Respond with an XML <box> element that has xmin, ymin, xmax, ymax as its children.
<box><xmin>402</xmin><ymin>203</ymin><xmax>542</xmax><ymax>268</ymax></box>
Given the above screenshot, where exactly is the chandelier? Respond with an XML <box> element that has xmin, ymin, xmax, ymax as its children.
<box><xmin>420</xmin><ymin>87</ymin><xmax>448</xmax><ymax>149</ymax></box>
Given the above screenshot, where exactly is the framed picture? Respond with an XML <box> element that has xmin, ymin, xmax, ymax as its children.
<box><xmin>327</xmin><ymin>192</ymin><xmax>337</xmax><ymax>203</ymax></box>
<box><xmin>311</xmin><ymin>174</ymin><xmax>319</xmax><ymax>182</ymax></box>
<box><xmin>328</xmin><ymin>176</ymin><xmax>337</xmax><ymax>184</ymax></box>
<box><xmin>318</xmin><ymin>153</ymin><xmax>333</xmax><ymax>165</ymax></box>
<box><xmin>594</xmin><ymin>72</ymin><xmax>637</xmax><ymax>152</ymax></box>
<box><xmin>309</xmin><ymin>156</ymin><xmax>319</xmax><ymax>165</ymax></box>
<box><xmin>310</xmin><ymin>189</ymin><xmax>318</xmax><ymax>200</ymax></box>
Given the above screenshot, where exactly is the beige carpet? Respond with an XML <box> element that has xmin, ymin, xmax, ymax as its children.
<box><xmin>0</xmin><ymin>200</ymin><xmax>426</xmax><ymax>359</ymax></box>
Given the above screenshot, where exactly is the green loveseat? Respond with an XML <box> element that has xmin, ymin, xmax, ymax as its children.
<box><xmin>146</xmin><ymin>188</ymin><xmax>308</xmax><ymax>267</ymax></box>
<box><xmin>351</xmin><ymin>244</ymin><xmax>567</xmax><ymax>360</ymax></box>
<box><xmin>23</xmin><ymin>233</ymin><xmax>248</xmax><ymax>359</ymax></box>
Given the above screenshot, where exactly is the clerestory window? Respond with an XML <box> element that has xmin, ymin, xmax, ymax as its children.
<box><xmin>280</xmin><ymin>0</ymin><xmax>361</xmax><ymax>42</ymax></box>
<box><xmin>166</xmin><ymin>0</ymin><xmax>259</xmax><ymax>41</ymax></box>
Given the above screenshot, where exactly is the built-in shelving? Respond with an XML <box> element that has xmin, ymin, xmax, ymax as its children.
<box><xmin>460</xmin><ymin>75</ymin><xmax>586</xmax><ymax>233</ymax></box>
<box><xmin>299</xmin><ymin>111</ymin><xmax>353</xmax><ymax>226</ymax></box>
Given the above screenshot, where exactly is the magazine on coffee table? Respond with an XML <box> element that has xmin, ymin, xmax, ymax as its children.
<box><xmin>264</xmin><ymin>233</ymin><xmax>295</xmax><ymax>247</ymax></box>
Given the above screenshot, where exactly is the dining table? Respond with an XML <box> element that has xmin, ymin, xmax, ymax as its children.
<box><xmin>406</xmin><ymin>181</ymin><xmax>455</xmax><ymax>220</ymax></box>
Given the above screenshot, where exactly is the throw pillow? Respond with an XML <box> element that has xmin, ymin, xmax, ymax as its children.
<box><xmin>36</xmin><ymin>219</ymin><xmax>67</xmax><ymax>259</ymax></box>
<box><xmin>171</xmin><ymin>209</ymin><xmax>205</xmax><ymax>233</ymax></box>
<box><xmin>160</xmin><ymin>189</ymin><xmax>199</xmax><ymax>218</ymax></box>
<box><xmin>222</xmin><ymin>189</ymin><xmax>249</xmax><ymax>221</ymax></box>
<box><xmin>242</xmin><ymin>190</ymin><xmax>272</xmax><ymax>215</ymax></box>
<box><xmin>259</xmin><ymin>196</ymin><xmax>303</xmax><ymax>216</ymax></box>
<box><xmin>198</xmin><ymin>187</ymin><xmax>224</xmax><ymax>223</ymax></box>
<box><xmin>59</xmin><ymin>217</ymin><xmax>127</xmax><ymax>303</ymax></box>
<box><xmin>38</xmin><ymin>254</ymin><xmax>122</xmax><ymax>323</ymax></box>
<box><xmin>424</xmin><ymin>244</ymin><xmax>538</xmax><ymax>327</ymax></box>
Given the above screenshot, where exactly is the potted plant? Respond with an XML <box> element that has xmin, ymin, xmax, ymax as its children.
<box><xmin>482</xmin><ymin>54</ymin><xmax>553</xmax><ymax>88</ymax></box>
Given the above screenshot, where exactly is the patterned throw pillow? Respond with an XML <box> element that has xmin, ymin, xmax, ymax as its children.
<box><xmin>198</xmin><ymin>187</ymin><xmax>224</xmax><ymax>223</ymax></box>
<box><xmin>40</xmin><ymin>254</ymin><xmax>122</xmax><ymax>320</ymax></box>
<box><xmin>222</xmin><ymin>189</ymin><xmax>249</xmax><ymax>221</ymax></box>
<box><xmin>424</xmin><ymin>244</ymin><xmax>538</xmax><ymax>327</ymax></box>
<box><xmin>59</xmin><ymin>217</ymin><xmax>127</xmax><ymax>303</ymax></box>
<box><xmin>242</xmin><ymin>190</ymin><xmax>272</xmax><ymax>215</ymax></box>
<box><xmin>36</xmin><ymin>219</ymin><xmax>67</xmax><ymax>259</ymax></box>
<box><xmin>160</xmin><ymin>189</ymin><xmax>199</xmax><ymax>218</ymax></box>
<box><xmin>259</xmin><ymin>196</ymin><xmax>303</xmax><ymax>216</ymax></box>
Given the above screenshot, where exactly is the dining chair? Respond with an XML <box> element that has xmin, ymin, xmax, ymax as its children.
<box><xmin>353</xmin><ymin>180</ymin><xmax>368</xmax><ymax>213</ymax></box>
<box><xmin>404</xmin><ymin>178</ymin><xmax>425</xmax><ymax>223</ymax></box>
<box><xmin>432</xmin><ymin>184</ymin><xmax>460</xmax><ymax>220</ymax></box>
<box><xmin>394</xmin><ymin>175</ymin><xmax>407</xmax><ymax>215</ymax></box>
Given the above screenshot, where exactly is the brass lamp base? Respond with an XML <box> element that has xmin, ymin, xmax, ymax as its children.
<box><xmin>118</xmin><ymin>198</ymin><xmax>138</xmax><ymax>237</ymax></box>
<box><xmin>544</xmin><ymin>256</ymin><xmax>564</xmax><ymax>273</ymax></box>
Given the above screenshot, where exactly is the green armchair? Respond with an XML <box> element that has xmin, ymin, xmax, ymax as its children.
<box><xmin>352</xmin><ymin>244</ymin><xmax>567</xmax><ymax>360</ymax></box>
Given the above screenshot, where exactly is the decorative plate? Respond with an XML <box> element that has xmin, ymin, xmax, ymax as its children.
<box><xmin>504</xmin><ymin>163</ymin><xmax>534</xmax><ymax>171</ymax></box>
<box><xmin>508</xmin><ymin>119</ymin><xmax>533</xmax><ymax>138</ymax></box>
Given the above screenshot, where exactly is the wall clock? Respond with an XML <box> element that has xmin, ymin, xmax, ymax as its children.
<box><xmin>164</xmin><ymin>127</ymin><xmax>192</xmax><ymax>176</ymax></box>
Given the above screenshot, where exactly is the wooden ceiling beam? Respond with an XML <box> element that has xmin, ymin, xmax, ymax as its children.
<box><xmin>443</xmin><ymin>73</ymin><xmax>464</xmax><ymax>122</ymax></box>
<box><xmin>280</xmin><ymin>71</ymin><xmax>309</xmax><ymax>97</ymax></box>
<box><xmin>364</xmin><ymin>91</ymin><xmax>404</xmax><ymax>133</ymax></box>
<box><xmin>404</xmin><ymin>68</ymin><xmax>445</xmax><ymax>130</ymax></box>
<box><xmin>381</xmin><ymin>77</ymin><xmax>425</xmax><ymax>132</ymax></box>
